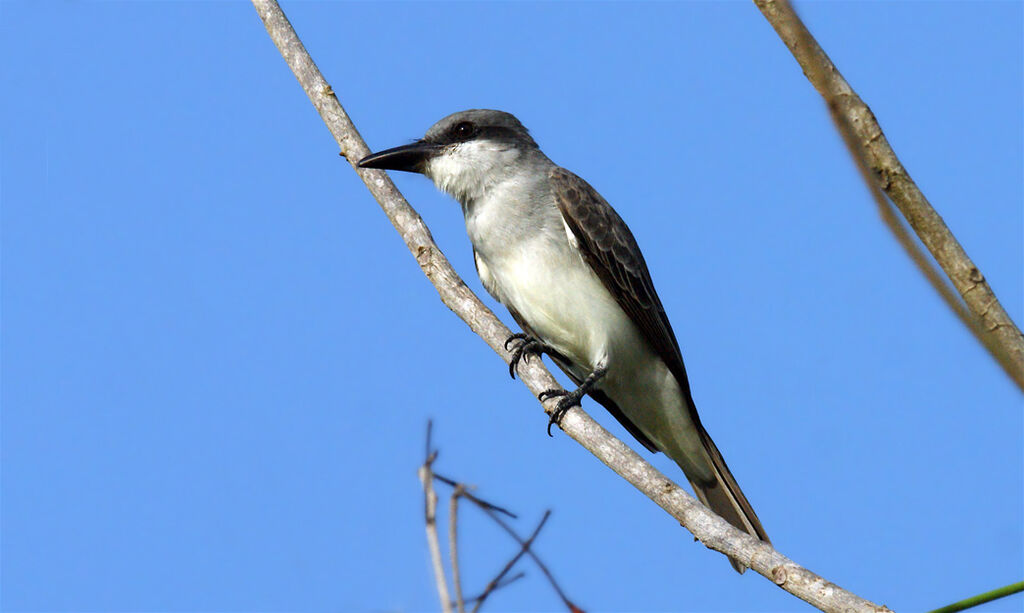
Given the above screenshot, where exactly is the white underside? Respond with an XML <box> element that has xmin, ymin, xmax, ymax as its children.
<box><xmin>474</xmin><ymin>228</ymin><xmax>713</xmax><ymax>483</ymax></box>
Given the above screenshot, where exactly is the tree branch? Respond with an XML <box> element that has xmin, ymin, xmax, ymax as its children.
<box><xmin>250</xmin><ymin>1</ymin><xmax>890</xmax><ymax>610</ymax></box>
<box><xmin>771</xmin><ymin>0</ymin><xmax>1013</xmax><ymax>390</ymax></box>
<box><xmin>419</xmin><ymin>422</ymin><xmax>452</xmax><ymax>613</ymax></box>
<box><xmin>449</xmin><ymin>485</ymin><xmax>466</xmax><ymax>613</ymax></box>
<box><xmin>753</xmin><ymin>0</ymin><xmax>1024</xmax><ymax>390</ymax></box>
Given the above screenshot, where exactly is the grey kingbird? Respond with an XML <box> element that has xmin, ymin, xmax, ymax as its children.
<box><xmin>359</xmin><ymin>109</ymin><xmax>769</xmax><ymax>571</ymax></box>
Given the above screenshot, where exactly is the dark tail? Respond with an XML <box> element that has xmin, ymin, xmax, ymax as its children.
<box><xmin>685</xmin><ymin>426</ymin><xmax>770</xmax><ymax>574</ymax></box>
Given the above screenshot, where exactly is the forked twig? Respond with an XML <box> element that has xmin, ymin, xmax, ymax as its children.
<box><xmin>429</xmin><ymin>436</ymin><xmax>581</xmax><ymax>611</ymax></box>
<box><xmin>434</xmin><ymin>471</ymin><xmax>579</xmax><ymax>610</ymax></box>
<box><xmin>434</xmin><ymin>473</ymin><xmax>518</xmax><ymax>519</ymax></box>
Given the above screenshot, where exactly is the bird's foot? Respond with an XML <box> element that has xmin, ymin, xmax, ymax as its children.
<box><xmin>538</xmin><ymin>388</ymin><xmax>585</xmax><ymax>436</ymax></box>
<box><xmin>504</xmin><ymin>333</ymin><xmax>553</xmax><ymax>379</ymax></box>
<box><xmin>538</xmin><ymin>366</ymin><xmax>607</xmax><ymax>437</ymax></box>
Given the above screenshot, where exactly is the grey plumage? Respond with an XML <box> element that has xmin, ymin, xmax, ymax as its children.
<box><xmin>359</xmin><ymin>109</ymin><xmax>769</xmax><ymax>572</ymax></box>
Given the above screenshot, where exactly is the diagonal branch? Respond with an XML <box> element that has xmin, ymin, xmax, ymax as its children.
<box><xmin>771</xmin><ymin>0</ymin><xmax>1011</xmax><ymax>384</ymax></box>
<box><xmin>753</xmin><ymin>0</ymin><xmax>1024</xmax><ymax>390</ymax></box>
<box><xmin>250</xmin><ymin>1</ymin><xmax>889</xmax><ymax>610</ymax></box>
<box><xmin>460</xmin><ymin>572</ymin><xmax>526</xmax><ymax>608</ymax></box>
<box><xmin>928</xmin><ymin>580</ymin><xmax>1024</xmax><ymax>613</ymax></box>
<box><xmin>434</xmin><ymin>473</ymin><xmax>518</xmax><ymax>519</ymax></box>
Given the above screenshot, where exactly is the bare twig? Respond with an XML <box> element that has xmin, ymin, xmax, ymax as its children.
<box><xmin>432</xmin><ymin>448</ymin><xmax>579</xmax><ymax>610</ymax></box>
<box><xmin>434</xmin><ymin>472</ymin><xmax>518</xmax><ymax>519</ymax></box>
<box><xmin>460</xmin><ymin>572</ymin><xmax>527</xmax><ymax>607</ymax></box>
<box><xmin>474</xmin><ymin>503</ymin><xmax>577</xmax><ymax>611</ymax></box>
<box><xmin>433</xmin><ymin>473</ymin><xmax>579</xmax><ymax>611</ymax></box>
<box><xmin>472</xmin><ymin>511</ymin><xmax>551</xmax><ymax>613</ymax></box>
<box><xmin>753</xmin><ymin>0</ymin><xmax>1024</xmax><ymax>390</ymax></box>
<box><xmin>928</xmin><ymin>580</ymin><xmax>1024</xmax><ymax>613</ymax></box>
<box><xmin>251</xmin><ymin>1</ymin><xmax>889</xmax><ymax>610</ymax></box>
<box><xmin>449</xmin><ymin>485</ymin><xmax>467</xmax><ymax>613</ymax></box>
<box><xmin>419</xmin><ymin>422</ymin><xmax>452</xmax><ymax>613</ymax></box>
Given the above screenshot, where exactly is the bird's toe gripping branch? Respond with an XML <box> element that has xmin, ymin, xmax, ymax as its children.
<box><xmin>538</xmin><ymin>366</ymin><xmax>607</xmax><ymax>437</ymax></box>
<box><xmin>504</xmin><ymin>333</ymin><xmax>553</xmax><ymax>379</ymax></box>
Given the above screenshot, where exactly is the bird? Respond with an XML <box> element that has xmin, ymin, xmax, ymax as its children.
<box><xmin>359</xmin><ymin>109</ymin><xmax>768</xmax><ymax>571</ymax></box>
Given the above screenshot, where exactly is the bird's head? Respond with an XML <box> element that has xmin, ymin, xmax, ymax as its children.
<box><xmin>359</xmin><ymin>109</ymin><xmax>538</xmax><ymax>204</ymax></box>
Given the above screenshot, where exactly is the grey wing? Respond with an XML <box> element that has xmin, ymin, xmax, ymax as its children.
<box><xmin>548</xmin><ymin>167</ymin><xmax>701</xmax><ymax>423</ymax></box>
<box><xmin>548</xmin><ymin>175</ymin><xmax>772</xmax><ymax>554</ymax></box>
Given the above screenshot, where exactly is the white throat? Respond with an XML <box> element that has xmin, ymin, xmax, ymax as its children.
<box><xmin>423</xmin><ymin>140</ymin><xmax>526</xmax><ymax>207</ymax></box>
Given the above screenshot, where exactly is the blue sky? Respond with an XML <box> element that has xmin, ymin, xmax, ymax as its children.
<box><xmin>2</xmin><ymin>1</ymin><xmax>1021</xmax><ymax>612</ymax></box>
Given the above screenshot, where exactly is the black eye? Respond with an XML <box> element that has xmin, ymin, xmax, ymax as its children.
<box><xmin>452</xmin><ymin>121</ymin><xmax>475</xmax><ymax>140</ymax></box>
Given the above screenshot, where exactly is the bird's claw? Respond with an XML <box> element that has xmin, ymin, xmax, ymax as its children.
<box><xmin>537</xmin><ymin>389</ymin><xmax>565</xmax><ymax>402</ymax></box>
<box><xmin>504</xmin><ymin>333</ymin><xmax>529</xmax><ymax>351</ymax></box>
<box><xmin>538</xmin><ymin>388</ymin><xmax>582</xmax><ymax>436</ymax></box>
<box><xmin>505</xmin><ymin>333</ymin><xmax>549</xmax><ymax>379</ymax></box>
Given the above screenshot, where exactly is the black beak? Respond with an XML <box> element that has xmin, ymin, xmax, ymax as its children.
<box><xmin>358</xmin><ymin>140</ymin><xmax>440</xmax><ymax>173</ymax></box>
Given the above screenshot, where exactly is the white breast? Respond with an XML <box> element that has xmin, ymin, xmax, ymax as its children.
<box><xmin>465</xmin><ymin>182</ymin><xmax>710</xmax><ymax>478</ymax></box>
<box><xmin>475</xmin><ymin>221</ymin><xmax>626</xmax><ymax>374</ymax></box>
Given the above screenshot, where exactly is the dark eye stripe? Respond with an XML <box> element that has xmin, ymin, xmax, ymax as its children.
<box><xmin>433</xmin><ymin>124</ymin><xmax>524</xmax><ymax>146</ymax></box>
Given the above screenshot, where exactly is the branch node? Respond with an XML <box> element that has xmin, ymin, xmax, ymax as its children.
<box><xmin>771</xmin><ymin>564</ymin><xmax>788</xmax><ymax>585</ymax></box>
<box><xmin>416</xmin><ymin>244</ymin><xmax>434</xmax><ymax>268</ymax></box>
<box><xmin>660</xmin><ymin>479</ymin><xmax>676</xmax><ymax>495</ymax></box>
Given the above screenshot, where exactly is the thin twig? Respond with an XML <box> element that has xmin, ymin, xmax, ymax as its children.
<box><xmin>471</xmin><ymin>511</ymin><xmax>551</xmax><ymax>613</ymax></box>
<box><xmin>250</xmin><ymin>1</ymin><xmax>889</xmax><ymax>610</ymax></box>
<box><xmin>449</xmin><ymin>485</ymin><xmax>467</xmax><ymax>613</ymax></box>
<box><xmin>426</xmin><ymin>419</ymin><xmax>434</xmax><ymax>462</ymax></box>
<box><xmin>476</xmin><ymin>505</ymin><xmax>578</xmax><ymax>611</ymax></box>
<box><xmin>434</xmin><ymin>473</ymin><xmax>578</xmax><ymax>610</ymax></box>
<box><xmin>753</xmin><ymin>0</ymin><xmax>1024</xmax><ymax>390</ymax></box>
<box><xmin>927</xmin><ymin>580</ymin><xmax>1024</xmax><ymax>613</ymax></box>
<box><xmin>434</xmin><ymin>453</ymin><xmax>575</xmax><ymax>608</ymax></box>
<box><xmin>459</xmin><ymin>572</ymin><xmax>527</xmax><ymax>607</ymax></box>
<box><xmin>433</xmin><ymin>472</ymin><xmax>518</xmax><ymax>519</ymax></box>
<box><xmin>418</xmin><ymin>422</ymin><xmax>452</xmax><ymax>613</ymax></box>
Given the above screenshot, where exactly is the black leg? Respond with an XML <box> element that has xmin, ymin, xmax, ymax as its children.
<box><xmin>504</xmin><ymin>333</ymin><xmax>554</xmax><ymax>379</ymax></box>
<box><xmin>538</xmin><ymin>366</ymin><xmax>608</xmax><ymax>436</ymax></box>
